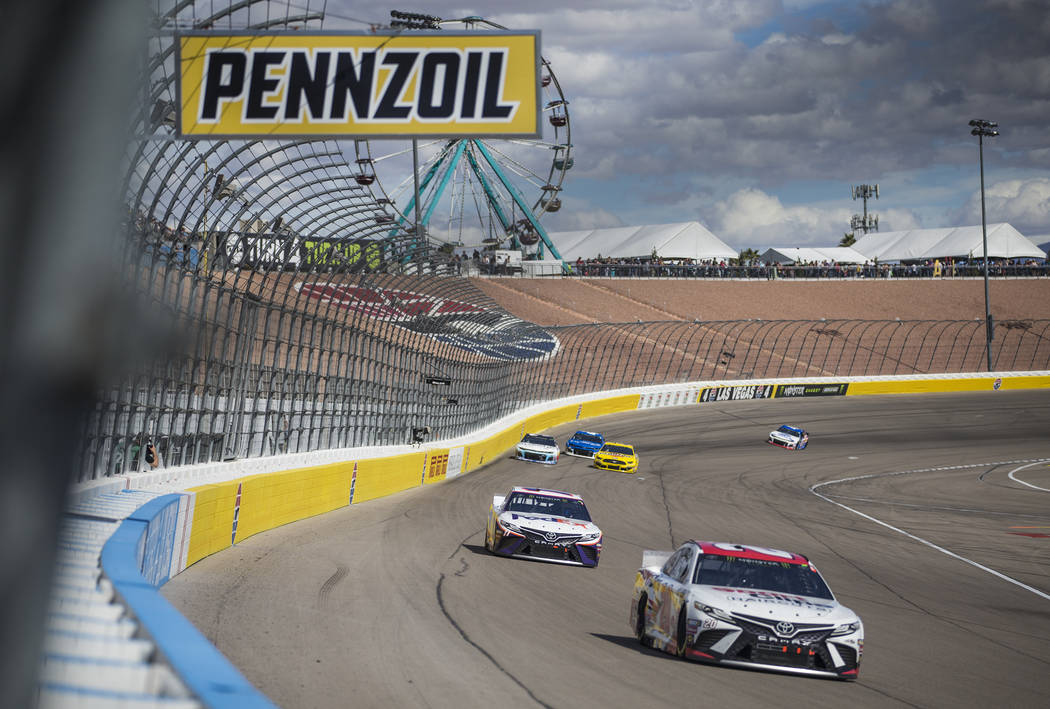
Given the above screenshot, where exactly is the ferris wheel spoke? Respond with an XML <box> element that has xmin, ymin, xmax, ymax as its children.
<box><xmin>355</xmin><ymin>14</ymin><xmax>570</xmax><ymax>257</ymax></box>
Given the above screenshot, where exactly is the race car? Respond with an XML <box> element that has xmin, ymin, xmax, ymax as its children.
<box><xmin>629</xmin><ymin>541</ymin><xmax>863</xmax><ymax>680</ymax></box>
<box><xmin>485</xmin><ymin>487</ymin><xmax>603</xmax><ymax>567</ymax></box>
<box><xmin>593</xmin><ymin>442</ymin><xmax>638</xmax><ymax>473</ymax></box>
<box><xmin>565</xmin><ymin>430</ymin><xmax>605</xmax><ymax>458</ymax></box>
<box><xmin>516</xmin><ymin>433</ymin><xmax>559</xmax><ymax>464</ymax></box>
<box><xmin>768</xmin><ymin>425</ymin><xmax>809</xmax><ymax>450</ymax></box>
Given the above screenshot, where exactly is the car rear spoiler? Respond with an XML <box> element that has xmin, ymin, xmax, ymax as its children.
<box><xmin>641</xmin><ymin>550</ymin><xmax>672</xmax><ymax>572</ymax></box>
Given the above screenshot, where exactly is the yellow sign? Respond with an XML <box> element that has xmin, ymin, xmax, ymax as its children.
<box><xmin>176</xmin><ymin>31</ymin><xmax>540</xmax><ymax>138</ymax></box>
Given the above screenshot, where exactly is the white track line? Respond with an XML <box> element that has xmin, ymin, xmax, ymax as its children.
<box><xmin>1008</xmin><ymin>461</ymin><xmax>1050</xmax><ymax>492</ymax></box>
<box><xmin>811</xmin><ymin>459</ymin><xmax>1050</xmax><ymax>602</ymax></box>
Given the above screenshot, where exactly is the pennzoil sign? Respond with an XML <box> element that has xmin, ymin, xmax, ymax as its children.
<box><xmin>176</xmin><ymin>31</ymin><xmax>541</xmax><ymax>138</ymax></box>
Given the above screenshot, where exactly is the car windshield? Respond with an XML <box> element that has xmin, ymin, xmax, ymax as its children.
<box><xmin>503</xmin><ymin>492</ymin><xmax>592</xmax><ymax>521</ymax></box>
<box><xmin>777</xmin><ymin>426</ymin><xmax>800</xmax><ymax>435</ymax></box>
<box><xmin>601</xmin><ymin>444</ymin><xmax>633</xmax><ymax>455</ymax></box>
<box><xmin>693</xmin><ymin>554</ymin><xmax>833</xmax><ymax>599</ymax></box>
<box><xmin>522</xmin><ymin>434</ymin><xmax>556</xmax><ymax>446</ymax></box>
<box><xmin>574</xmin><ymin>432</ymin><xmax>603</xmax><ymax>443</ymax></box>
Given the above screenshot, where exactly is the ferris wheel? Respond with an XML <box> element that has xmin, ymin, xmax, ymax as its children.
<box><xmin>351</xmin><ymin>14</ymin><xmax>573</xmax><ymax>260</ymax></box>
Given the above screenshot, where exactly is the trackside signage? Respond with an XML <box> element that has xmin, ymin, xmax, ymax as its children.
<box><xmin>176</xmin><ymin>31</ymin><xmax>541</xmax><ymax>138</ymax></box>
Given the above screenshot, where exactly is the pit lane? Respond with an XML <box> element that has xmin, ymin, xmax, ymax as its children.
<box><xmin>162</xmin><ymin>390</ymin><xmax>1050</xmax><ymax>708</ymax></box>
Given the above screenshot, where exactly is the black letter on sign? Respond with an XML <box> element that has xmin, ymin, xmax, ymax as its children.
<box><xmin>245</xmin><ymin>51</ymin><xmax>285</xmax><ymax>120</ymax></box>
<box><xmin>375</xmin><ymin>51</ymin><xmax>417</xmax><ymax>120</ymax></box>
<box><xmin>200</xmin><ymin>51</ymin><xmax>246</xmax><ymax>120</ymax></box>
<box><xmin>331</xmin><ymin>51</ymin><xmax>375</xmax><ymax>120</ymax></box>
<box><xmin>460</xmin><ymin>52</ymin><xmax>483</xmax><ymax>119</ymax></box>
<box><xmin>481</xmin><ymin>51</ymin><xmax>514</xmax><ymax>119</ymax></box>
<box><xmin>418</xmin><ymin>52</ymin><xmax>460</xmax><ymax>119</ymax></box>
<box><xmin>285</xmin><ymin>51</ymin><xmax>330</xmax><ymax>121</ymax></box>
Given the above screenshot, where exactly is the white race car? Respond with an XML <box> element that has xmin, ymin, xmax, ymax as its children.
<box><xmin>629</xmin><ymin>541</ymin><xmax>863</xmax><ymax>679</ymax></box>
<box><xmin>768</xmin><ymin>424</ymin><xmax>809</xmax><ymax>450</ymax></box>
<box><xmin>516</xmin><ymin>433</ymin><xmax>559</xmax><ymax>464</ymax></box>
<box><xmin>485</xmin><ymin>487</ymin><xmax>602</xmax><ymax>566</ymax></box>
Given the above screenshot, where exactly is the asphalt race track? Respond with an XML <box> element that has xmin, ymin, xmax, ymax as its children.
<box><xmin>162</xmin><ymin>391</ymin><xmax>1050</xmax><ymax>709</ymax></box>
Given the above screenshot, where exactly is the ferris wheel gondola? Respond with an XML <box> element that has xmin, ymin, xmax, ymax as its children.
<box><xmin>352</xmin><ymin>15</ymin><xmax>573</xmax><ymax>262</ymax></box>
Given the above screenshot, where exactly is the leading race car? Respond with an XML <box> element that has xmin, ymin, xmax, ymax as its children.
<box><xmin>565</xmin><ymin>430</ymin><xmax>605</xmax><ymax>458</ymax></box>
<box><xmin>768</xmin><ymin>424</ymin><xmax>809</xmax><ymax>450</ymax></box>
<box><xmin>516</xmin><ymin>433</ymin><xmax>559</xmax><ymax>464</ymax></box>
<box><xmin>485</xmin><ymin>487</ymin><xmax>603</xmax><ymax>566</ymax></box>
<box><xmin>593</xmin><ymin>442</ymin><xmax>638</xmax><ymax>473</ymax></box>
<box><xmin>629</xmin><ymin>541</ymin><xmax>863</xmax><ymax>680</ymax></box>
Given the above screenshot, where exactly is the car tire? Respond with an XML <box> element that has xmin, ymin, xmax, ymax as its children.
<box><xmin>676</xmin><ymin>606</ymin><xmax>689</xmax><ymax>658</ymax></box>
<box><xmin>634</xmin><ymin>595</ymin><xmax>650</xmax><ymax>647</ymax></box>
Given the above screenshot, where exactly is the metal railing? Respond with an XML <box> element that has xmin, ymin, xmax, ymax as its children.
<box><xmin>78</xmin><ymin>226</ymin><xmax>1050</xmax><ymax>481</ymax></box>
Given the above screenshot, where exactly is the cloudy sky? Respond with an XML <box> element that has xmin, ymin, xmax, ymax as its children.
<box><xmin>323</xmin><ymin>0</ymin><xmax>1050</xmax><ymax>251</ymax></box>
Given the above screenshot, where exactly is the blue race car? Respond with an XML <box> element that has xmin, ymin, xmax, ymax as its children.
<box><xmin>565</xmin><ymin>430</ymin><xmax>605</xmax><ymax>458</ymax></box>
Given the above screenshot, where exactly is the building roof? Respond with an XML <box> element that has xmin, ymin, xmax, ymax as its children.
<box><xmin>852</xmin><ymin>223</ymin><xmax>1044</xmax><ymax>261</ymax></box>
<box><xmin>759</xmin><ymin>246</ymin><xmax>870</xmax><ymax>265</ymax></box>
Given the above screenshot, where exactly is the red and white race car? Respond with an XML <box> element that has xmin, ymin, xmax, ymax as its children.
<box><xmin>629</xmin><ymin>541</ymin><xmax>863</xmax><ymax>679</ymax></box>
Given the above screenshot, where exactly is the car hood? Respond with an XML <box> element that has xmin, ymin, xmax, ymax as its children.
<box><xmin>769</xmin><ymin>430</ymin><xmax>800</xmax><ymax>441</ymax></box>
<box><xmin>499</xmin><ymin>511</ymin><xmax>600</xmax><ymax>536</ymax></box>
<box><xmin>693</xmin><ymin>585</ymin><xmax>853</xmax><ymax>623</ymax></box>
<box><xmin>518</xmin><ymin>442</ymin><xmax>558</xmax><ymax>453</ymax></box>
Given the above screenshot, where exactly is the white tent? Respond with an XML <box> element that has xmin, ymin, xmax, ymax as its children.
<box><xmin>549</xmin><ymin>222</ymin><xmax>737</xmax><ymax>262</ymax></box>
<box><xmin>759</xmin><ymin>246</ymin><xmax>869</xmax><ymax>265</ymax></box>
<box><xmin>852</xmin><ymin>223</ymin><xmax>1044</xmax><ymax>261</ymax></box>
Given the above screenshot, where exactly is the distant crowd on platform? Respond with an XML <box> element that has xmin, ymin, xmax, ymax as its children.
<box><xmin>550</xmin><ymin>255</ymin><xmax>1049</xmax><ymax>279</ymax></box>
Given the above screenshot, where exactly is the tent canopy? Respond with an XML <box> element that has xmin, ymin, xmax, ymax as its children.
<box><xmin>550</xmin><ymin>222</ymin><xmax>737</xmax><ymax>262</ymax></box>
<box><xmin>759</xmin><ymin>246</ymin><xmax>870</xmax><ymax>265</ymax></box>
<box><xmin>852</xmin><ymin>223</ymin><xmax>1044</xmax><ymax>261</ymax></box>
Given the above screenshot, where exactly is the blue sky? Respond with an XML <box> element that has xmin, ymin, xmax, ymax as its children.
<box><xmin>324</xmin><ymin>0</ymin><xmax>1050</xmax><ymax>251</ymax></box>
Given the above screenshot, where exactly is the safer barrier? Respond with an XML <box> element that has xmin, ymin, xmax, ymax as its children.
<box><xmin>55</xmin><ymin>370</ymin><xmax>1050</xmax><ymax>707</ymax></box>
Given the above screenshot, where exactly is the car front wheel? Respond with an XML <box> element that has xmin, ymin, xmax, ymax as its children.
<box><xmin>635</xmin><ymin>595</ymin><xmax>650</xmax><ymax>646</ymax></box>
<box><xmin>676</xmin><ymin>606</ymin><xmax>689</xmax><ymax>657</ymax></box>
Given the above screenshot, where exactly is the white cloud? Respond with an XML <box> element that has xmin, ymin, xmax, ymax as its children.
<box><xmin>957</xmin><ymin>177</ymin><xmax>1050</xmax><ymax>234</ymax></box>
<box><xmin>707</xmin><ymin>188</ymin><xmax>923</xmax><ymax>249</ymax></box>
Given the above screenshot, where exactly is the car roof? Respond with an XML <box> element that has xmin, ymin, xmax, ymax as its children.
<box><xmin>690</xmin><ymin>541</ymin><xmax>809</xmax><ymax>565</ymax></box>
<box><xmin>571</xmin><ymin>430</ymin><xmax>602</xmax><ymax>437</ymax></box>
<box><xmin>509</xmin><ymin>486</ymin><xmax>582</xmax><ymax>501</ymax></box>
<box><xmin>777</xmin><ymin>425</ymin><xmax>804</xmax><ymax>433</ymax></box>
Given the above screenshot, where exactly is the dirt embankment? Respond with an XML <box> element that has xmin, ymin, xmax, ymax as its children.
<box><xmin>470</xmin><ymin>278</ymin><xmax>1050</xmax><ymax>326</ymax></box>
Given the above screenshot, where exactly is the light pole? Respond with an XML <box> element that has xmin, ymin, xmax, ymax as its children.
<box><xmin>969</xmin><ymin>118</ymin><xmax>998</xmax><ymax>372</ymax></box>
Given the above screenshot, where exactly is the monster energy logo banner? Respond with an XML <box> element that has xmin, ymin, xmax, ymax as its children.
<box><xmin>775</xmin><ymin>383</ymin><xmax>849</xmax><ymax>398</ymax></box>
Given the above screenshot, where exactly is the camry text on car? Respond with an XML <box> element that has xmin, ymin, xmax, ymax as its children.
<box><xmin>485</xmin><ymin>487</ymin><xmax>603</xmax><ymax>567</ymax></box>
<box><xmin>629</xmin><ymin>541</ymin><xmax>863</xmax><ymax>679</ymax></box>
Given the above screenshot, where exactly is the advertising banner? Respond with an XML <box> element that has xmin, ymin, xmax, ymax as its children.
<box><xmin>177</xmin><ymin>31</ymin><xmax>541</xmax><ymax>138</ymax></box>
<box><xmin>775</xmin><ymin>383</ymin><xmax>849</xmax><ymax>398</ymax></box>
<box><xmin>698</xmin><ymin>384</ymin><xmax>777</xmax><ymax>403</ymax></box>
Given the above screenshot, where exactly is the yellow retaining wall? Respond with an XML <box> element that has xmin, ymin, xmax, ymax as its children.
<box><xmin>183</xmin><ymin>378</ymin><xmax>1050</xmax><ymax>568</ymax></box>
<box><xmin>183</xmin><ymin>392</ymin><xmax>643</xmax><ymax>567</ymax></box>
<box><xmin>847</xmin><ymin>375</ymin><xmax>1050</xmax><ymax>396</ymax></box>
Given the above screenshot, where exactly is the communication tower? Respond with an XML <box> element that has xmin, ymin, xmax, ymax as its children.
<box><xmin>850</xmin><ymin>184</ymin><xmax>879</xmax><ymax>234</ymax></box>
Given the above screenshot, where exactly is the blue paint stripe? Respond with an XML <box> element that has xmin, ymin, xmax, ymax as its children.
<box><xmin>102</xmin><ymin>495</ymin><xmax>279</xmax><ymax>709</ymax></box>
